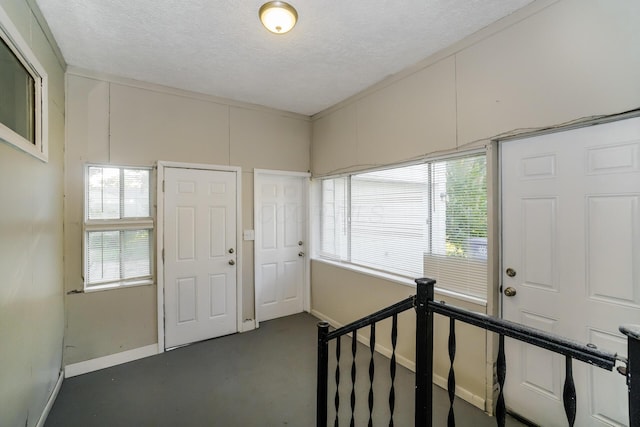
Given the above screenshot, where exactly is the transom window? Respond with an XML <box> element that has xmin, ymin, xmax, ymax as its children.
<box><xmin>0</xmin><ymin>5</ymin><xmax>48</xmax><ymax>161</ymax></box>
<box><xmin>319</xmin><ymin>152</ymin><xmax>488</xmax><ymax>300</ymax></box>
<box><xmin>84</xmin><ymin>165</ymin><xmax>154</xmax><ymax>289</ymax></box>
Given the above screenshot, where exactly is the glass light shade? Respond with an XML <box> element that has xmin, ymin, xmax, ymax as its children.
<box><xmin>259</xmin><ymin>2</ymin><xmax>298</xmax><ymax>34</ymax></box>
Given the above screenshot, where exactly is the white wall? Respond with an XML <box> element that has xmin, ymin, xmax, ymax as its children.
<box><xmin>64</xmin><ymin>71</ymin><xmax>311</xmax><ymax>365</ymax></box>
<box><xmin>310</xmin><ymin>0</ymin><xmax>640</xmax><ymax>411</ymax></box>
<box><xmin>0</xmin><ymin>0</ymin><xmax>65</xmax><ymax>426</ymax></box>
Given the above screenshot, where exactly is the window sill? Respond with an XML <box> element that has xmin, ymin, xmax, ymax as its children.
<box><xmin>312</xmin><ymin>257</ymin><xmax>487</xmax><ymax>307</ymax></box>
<box><xmin>83</xmin><ymin>279</ymin><xmax>155</xmax><ymax>293</ymax></box>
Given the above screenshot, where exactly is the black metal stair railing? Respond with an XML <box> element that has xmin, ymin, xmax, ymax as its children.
<box><xmin>317</xmin><ymin>277</ymin><xmax>640</xmax><ymax>426</ymax></box>
<box><xmin>317</xmin><ymin>295</ymin><xmax>416</xmax><ymax>427</ymax></box>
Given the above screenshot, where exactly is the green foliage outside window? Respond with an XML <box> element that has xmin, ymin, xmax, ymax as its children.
<box><xmin>445</xmin><ymin>156</ymin><xmax>487</xmax><ymax>257</ymax></box>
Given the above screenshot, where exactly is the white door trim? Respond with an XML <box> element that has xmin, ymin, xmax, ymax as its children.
<box><xmin>254</xmin><ymin>169</ymin><xmax>311</xmax><ymax>328</ymax></box>
<box><xmin>157</xmin><ymin>161</ymin><xmax>243</xmax><ymax>352</ymax></box>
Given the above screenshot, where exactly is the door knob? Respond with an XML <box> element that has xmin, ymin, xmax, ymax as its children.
<box><xmin>298</xmin><ymin>241</ymin><xmax>303</xmax><ymax>246</ymax></box>
<box><xmin>504</xmin><ymin>287</ymin><xmax>517</xmax><ymax>297</ymax></box>
<box><xmin>506</xmin><ymin>268</ymin><xmax>516</xmax><ymax>277</ymax></box>
<box><xmin>298</xmin><ymin>252</ymin><xmax>305</xmax><ymax>257</ymax></box>
<box><xmin>228</xmin><ymin>260</ymin><xmax>235</xmax><ymax>266</ymax></box>
<box><xmin>228</xmin><ymin>248</ymin><xmax>234</xmax><ymax>254</ymax></box>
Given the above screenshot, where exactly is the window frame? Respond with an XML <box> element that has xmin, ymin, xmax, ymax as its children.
<box><xmin>0</xmin><ymin>4</ymin><xmax>48</xmax><ymax>162</ymax></box>
<box><xmin>316</xmin><ymin>149</ymin><xmax>488</xmax><ymax>302</ymax></box>
<box><xmin>83</xmin><ymin>164</ymin><xmax>155</xmax><ymax>291</ymax></box>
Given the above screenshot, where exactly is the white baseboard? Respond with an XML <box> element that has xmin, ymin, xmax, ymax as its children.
<box><xmin>432</xmin><ymin>373</ymin><xmax>485</xmax><ymax>411</ymax></box>
<box><xmin>241</xmin><ymin>319</ymin><xmax>257</xmax><ymax>332</ymax></box>
<box><xmin>64</xmin><ymin>344</ymin><xmax>159</xmax><ymax>378</ymax></box>
<box><xmin>310</xmin><ymin>309</ymin><xmax>485</xmax><ymax>411</ymax></box>
<box><xmin>35</xmin><ymin>370</ymin><xmax>63</xmax><ymax>427</ymax></box>
<box><xmin>312</xmin><ymin>309</ymin><xmax>416</xmax><ymax>371</ymax></box>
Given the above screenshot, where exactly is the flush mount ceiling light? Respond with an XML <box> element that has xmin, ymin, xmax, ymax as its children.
<box><xmin>259</xmin><ymin>1</ymin><xmax>298</xmax><ymax>34</ymax></box>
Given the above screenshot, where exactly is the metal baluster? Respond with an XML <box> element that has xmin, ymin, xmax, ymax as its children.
<box><xmin>415</xmin><ymin>278</ymin><xmax>435</xmax><ymax>427</ymax></box>
<box><xmin>368</xmin><ymin>323</ymin><xmax>376</xmax><ymax>427</ymax></box>
<box><xmin>317</xmin><ymin>322</ymin><xmax>330</xmax><ymax>427</ymax></box>
<box><xmin>334</xmin><ymin>337</ymin><xmax>341</xmax><ymax>427</ymax></box>
<box><xmin>620</xmin><ymin>325</ymin><xmax>639</xmax><ymax>426</ymax></box>
<box><xmin>563</xmin><ymin>356</ymin><xmax>576</xmax><ymax>426</ymax></box>
<box><xmin>447</xmin><ymin>318</ymin><xmax>456</xmax><ymax>427</ymax></box>
<box><xmin>389</xmin><ymin>314</ymin><xmax>398</xmax><ymax>427</ymax></box>
<box><xmin>496</xmin><ymin>334</ymin><xmax>506</xmax><ymax>427</ymax></box>
<box><xmin>350</xmin><ymin>332</ymin><xmax>357</xmax><ymax>427</ymax></box>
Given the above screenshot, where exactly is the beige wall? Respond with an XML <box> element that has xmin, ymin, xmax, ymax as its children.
<box><xmin>312</xmin><ymin>0</ymin><xmax>640</xmax><ymax>175</ymax></box>
<box><xmin>0</xmin><ymin>0</ymin><xmax>65</xmax><ymax>426</ymax></box>
<box><xmin>310</xmin><ymin>0</ymin><xmax>640</xmax><ymax>411</ymax></box>
<box><xmin>311</xmin><ymin>262</ymin><xmax>487</xmax><ymax>407</ymax></box>
<box><xmin>64</xmin><ymin>72</ymin><xmax>311</xmax><ymax>364</ymax></box>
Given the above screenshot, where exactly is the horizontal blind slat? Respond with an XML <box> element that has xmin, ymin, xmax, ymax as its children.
<box><xmin>319</xmin><ymin>153</ymin><xmax>487</xmax><ymax>299</ymax></box>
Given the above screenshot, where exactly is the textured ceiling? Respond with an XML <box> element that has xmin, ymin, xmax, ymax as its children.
<box><xmin>36</xmin><ymin>0</ymin><xmax>534</xmax><ymax>116</ymax></box>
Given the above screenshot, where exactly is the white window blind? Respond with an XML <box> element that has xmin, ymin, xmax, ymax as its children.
<box><xmin>351</xmin><ymin>165</ymin><xmax>429</xmax><ymax>277</ymax></box>
<box><xmin>84</xmin><ymin>166</ymin><xmax>153</xmax><ymax>288</ymax></box>
<box><xmin>320</xmin><ymin>177</ymin><xmax>348</xmax><ymax>259</ymax></box>
<box><xmin>318</xmin><ymin>153</ymin><xmax>487</xmax><ymax>299</ymax></box>
<box><xmin>426</xmin><ymin>155</ymin><xmax>487</xmax><ymax>299</ymax></box>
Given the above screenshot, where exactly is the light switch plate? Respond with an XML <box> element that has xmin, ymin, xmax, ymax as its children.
<box><xmin>243</xmin><ymin>229</ymin><xmax>255</xmax><ymax>241</ymax></box>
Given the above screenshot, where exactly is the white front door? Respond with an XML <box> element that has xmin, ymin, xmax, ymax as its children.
<box><xmin>501</xmin><ymin>117</ymin><xmax>640</xmax><ymax>426</ymax></box>
<box><xmin>255</xmin><ymin>171</ymin><xmax>308</xmax><ymax>322</ymax></box>
<box><xmin>164</xmin><ymin>167</ymin><xmax>237</xmax><ymax>348</ymax></box>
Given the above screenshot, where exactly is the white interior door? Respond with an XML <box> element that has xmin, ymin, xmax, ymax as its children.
<box><xmin>501</xmin><ymin>117</ymin><xmax>640</xmax><ymax>426</ymax></box>
<box><xmin>255</xmin><ymin>171</ymin><xmax>308</xmax><ymax>322</ymax></box>
<box><xmin>164</xmin><ymin>167</ymin><xmax>237</xmax><ymax>348</ymax></box>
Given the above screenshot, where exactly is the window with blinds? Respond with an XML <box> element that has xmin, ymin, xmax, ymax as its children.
<box><xmin>319</xmin><ymin>153</ymin><xmax>487</xmax><ymax>300</ymax></box>
<box><xmin>84</xmin><ymin>165</ymin><xmax>153</xmax><ymax>289</ymax></box>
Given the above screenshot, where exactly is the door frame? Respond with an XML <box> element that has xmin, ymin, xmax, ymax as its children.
<box><xmin>156</xmin><ymin>161</ymin><xmax>243</xmax><ymax>352</ymax></box>
<box><xmin>254</xmin><ymin>169</ymin><xmax>311</xmax><ymax>327</ymax></box>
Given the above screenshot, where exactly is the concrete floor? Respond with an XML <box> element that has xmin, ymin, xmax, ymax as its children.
<box><xmin>46</xmin><ymin>313</ymin><xmax>527</xmax><ymax>427</ymax></box>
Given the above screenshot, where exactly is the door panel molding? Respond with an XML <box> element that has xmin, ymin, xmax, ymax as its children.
<box><xmin>157</xmin><ymin>161</ymin><xmax>243</xmax><ymax>352</ymax></box>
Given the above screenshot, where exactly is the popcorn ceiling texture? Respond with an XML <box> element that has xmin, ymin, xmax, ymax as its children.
<box><xmin>36</xmin><ymin>0</ymin><xmax>533</xmax><ymax>115</ymax></box>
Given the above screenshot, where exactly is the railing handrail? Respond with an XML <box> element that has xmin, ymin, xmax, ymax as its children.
<box><xmin>325</xmin><ymin>295</ymin><xmax>415</xmax><ymax>341</ymax></box>
<box><xmin>428</xmin><ymin>300</ymin><xmax>618</xmax><ymax>370</ymax></box>
<box><xmin>318</xmin><ymin>277</ymin><xmax>638</xmax><ymax>426</ymax></box>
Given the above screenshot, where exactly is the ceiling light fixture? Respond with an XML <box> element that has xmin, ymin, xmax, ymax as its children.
<box><xmin>259</xmin><ymin>1</ymin><xmax>298</xmax><ymax>34</ymax></box>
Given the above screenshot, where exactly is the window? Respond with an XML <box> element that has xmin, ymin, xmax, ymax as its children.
<box><xmin>84</xmin><ymin>165</ymin><xmax>154</xmax><ymax>289</ymax></box>
<box><xmin>319</xmin><ymin>152</ymin><xmax>487</xmax><ymax>300</ymax></box>
<box><xmin>0</xmin><ymin>5</ymin><xmax>48</xmax><ymax>161</ymax></box>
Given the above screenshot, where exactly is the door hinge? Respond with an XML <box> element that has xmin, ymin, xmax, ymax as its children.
<box><xmin>162</xmin><ymin>180</ymin><xmax>165</xmax><ymax>192</ymax></box>
<box><xmin>162</xmin><ymin>248</ymin><xmax>165</xmax><ymax>263</ymax></box>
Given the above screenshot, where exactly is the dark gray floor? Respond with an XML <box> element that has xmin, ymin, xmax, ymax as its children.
<box><xmin>46</xmin><ymin>313</ymin><xmax>525</xmax><ymax>427</ymax></box>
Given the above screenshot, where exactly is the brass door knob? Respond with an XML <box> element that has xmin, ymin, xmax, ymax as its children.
<box><xmin>506</xmin><ymin>268</ymin><xmax>516</xmax><ymax>277</ymax></box>
<box><xmin>504</xmin><ymin>287</ymin><xmax>517</xmax><ymax>297</ymax></box>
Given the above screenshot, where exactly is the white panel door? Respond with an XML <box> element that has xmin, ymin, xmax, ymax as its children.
<box><xmin>255</xmin><ymin>172</ymin><xmax>307</xmax><ymax>322</ymax></box>
<box><xmin>164</xmin><ymin>167</ymin><xmax>237</xmax><ymax>348</ymax></box>
<box><xmin>501</xmin><ymin>117</ymin><xmax>640</xmax><ymax>426</ymax></box>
